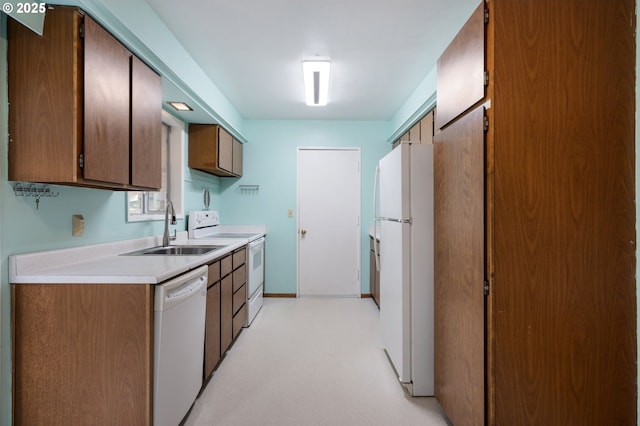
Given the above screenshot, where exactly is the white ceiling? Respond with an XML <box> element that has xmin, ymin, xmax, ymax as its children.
<box><xmin>147</xmin><ymin>0</ymin><xmax>480</xmax><ymax>121</ymax></box>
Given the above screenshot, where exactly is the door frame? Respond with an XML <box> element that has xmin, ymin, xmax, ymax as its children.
<box><xmin>295</xmin><ymin>147</ymin><xmax>362</xmax><ymax>297</ymax></box>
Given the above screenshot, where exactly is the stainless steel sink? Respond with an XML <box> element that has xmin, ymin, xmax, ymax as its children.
<box><xmin>122</xmin><ymin>245</ymin><xmax>226</xmax><ymax>256</ymax></box>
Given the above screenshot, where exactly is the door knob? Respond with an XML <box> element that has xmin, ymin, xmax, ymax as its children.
<box><xmin>300</xmin><ymin>229</ymin><xmax>307</xmax><ymax>236</ymax></box>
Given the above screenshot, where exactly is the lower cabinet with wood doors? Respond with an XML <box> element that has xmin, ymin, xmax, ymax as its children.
<box><xmin>12</xmin><ymin>246</ymin><xmax>250</xmax><ymax>424</ymax></box>
<box><xmin>12</xmin><ymin>283</ymin><xmax>154</xmax><ymax>425</ymax></box>
<box><xmin>204</xmin><ymin>259</ymin><xmax>222</xmax><ymax>380</ymax></box>
<box><xmin>204</xmin><ymin>246</ymin><xmax>248</xmax><ymax>382</ymax></box>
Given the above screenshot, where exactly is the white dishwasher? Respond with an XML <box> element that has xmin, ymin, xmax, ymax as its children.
<box><xmin>154</xmin><ymin>265</ymin><xmax>207</xmax><ymax>426</ymax></box>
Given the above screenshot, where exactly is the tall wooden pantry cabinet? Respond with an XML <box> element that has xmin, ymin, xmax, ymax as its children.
<box><xmin>433</xmin><ymin>1</ymin><xmax>636</xmax><ymax>425</ymax></box>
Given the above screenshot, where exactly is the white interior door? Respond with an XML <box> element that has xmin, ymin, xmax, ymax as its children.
<box><xmin>297</xmin><ymin>148</ymin><xmax>361</xmax><ymax>297</ymax></box>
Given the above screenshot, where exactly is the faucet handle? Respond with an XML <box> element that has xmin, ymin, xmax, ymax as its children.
<box><xmin>170</xmin><ymin>229</ymin><xmax>177</xmax><ymax>241</ymax></box>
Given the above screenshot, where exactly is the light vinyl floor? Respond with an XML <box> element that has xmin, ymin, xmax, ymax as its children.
<box><xmin>185</xmin><ymin>297</ymin><xmax>450</xmax><ymax>426</ymax></box>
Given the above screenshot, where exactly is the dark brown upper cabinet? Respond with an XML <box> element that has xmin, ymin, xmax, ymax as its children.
<box><xmin>189</xmin><ymin>124</ymin><xmax>243</xmax><ymax>177</ymax></box>
<box><xmin>8</xmin><ymin>7</ymin><xmax>162</xmax><ymax>190</ymax></box>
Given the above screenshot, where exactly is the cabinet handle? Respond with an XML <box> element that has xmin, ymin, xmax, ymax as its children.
<box><xmin>300</xmin><ymin>229</ymin><xmax>307</xmax><ymax>236</ymax></box>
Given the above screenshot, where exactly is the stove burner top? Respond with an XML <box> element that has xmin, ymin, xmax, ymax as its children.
<box><xmin>188</xmin><ymin>211</ymin><xmax>264</xmax><ymax>241</ymax></box>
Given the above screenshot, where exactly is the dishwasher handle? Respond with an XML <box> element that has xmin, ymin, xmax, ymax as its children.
<box><xmin>155</xmin><ymin>265</ymin><xmax>208</xmax><ymax>311</ymax></box>
<box><xmin>166</xmin><ymin>276</ymin><xmax>205</xmax><ymax>300</ymax></box>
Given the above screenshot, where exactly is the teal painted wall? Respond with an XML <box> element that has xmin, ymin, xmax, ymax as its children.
<box><xmin>217</xmin><ymin>120</ymin><xmax>392</xmax><ymax>295</ymax></box>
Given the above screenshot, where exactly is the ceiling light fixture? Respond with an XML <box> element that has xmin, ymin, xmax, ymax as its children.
<box><xmin>303</xmin><ymin>60</ymin><xmax>331</xmax><ymax>106</ymax></box>
<box><xmin>167</xmin><ymin>101</ymin><xmax>193</xmax><ymax>112</ymax></box>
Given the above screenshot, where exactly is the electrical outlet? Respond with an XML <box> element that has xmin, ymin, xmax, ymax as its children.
<box><xmin>288</xmin><ymin>209</ymin><xmax>294</xmax><ymax>218</ymax></box>
<box><xmin>72</xmin><ymin>214</ymin><xmax>85</xmax><ymax>236</ymax></box>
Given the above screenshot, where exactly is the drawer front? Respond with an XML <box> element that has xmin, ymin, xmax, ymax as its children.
<box><xmin>232</xmin><ymin>303</ymin><xmax>247</xmax><ymax>339</ymax></box>
<box><xmin>233</xmin><ymin>283</ymin><xmax>246</xmax><ymax>315</ymax></box>
<box><xmin>233</xmin><ymin>247</ymin><xmax>246</xmax><ymax>269</ymax></box>
<box><xmin>208</xmin><ymin>261</ymin><xmax>220</xmax><ymax>286</ymax></box>
<box><xmin>221</xmin><ymin>253</ymin><xmax>233</xmax><ymax>277</ymax></box>
<box><xmin>233</xmin><ymin>265</ymin><xmax>246</xmax><ymax>292</ymax></box>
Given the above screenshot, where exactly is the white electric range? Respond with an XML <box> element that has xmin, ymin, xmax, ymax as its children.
<box><xmin>188</xmin><ymin>210</ymin><xmax>266</xmax><ymax>326</ymax></box>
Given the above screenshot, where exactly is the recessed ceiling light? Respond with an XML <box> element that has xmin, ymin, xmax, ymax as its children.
<box><xmin>167</xmin><ymin>101</ymin><xmax>193</xmax><ymax>111</ymax></box>
<box><xmin>303</xmin><ymin>60</ymin><xmax>331</xmax><ymax>106</ymax></box>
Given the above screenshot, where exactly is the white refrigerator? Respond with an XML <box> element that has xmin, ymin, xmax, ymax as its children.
<box><xmin>374</xmin><ymin>142</ymin><xmax>433</xmax><ymax>396</ymax></box>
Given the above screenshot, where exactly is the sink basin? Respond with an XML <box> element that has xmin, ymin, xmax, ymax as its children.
<box><xmin>123</xmin><ymin>245</ymin><xmax>226</xmax><ymax>256</ymax></box>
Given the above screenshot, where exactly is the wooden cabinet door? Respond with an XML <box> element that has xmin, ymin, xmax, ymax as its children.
<box><xmin>188</xmin><ymin>124</ymin><xmax>218</xmax><ymax>171</ymax></box>
<box><xmin>8</xmin><ymin>8</ymin><xmax>82</xmax><ymax>183</ymax></box>
<box><xmin>13</xmin><ymin>284</ymin><xmax>153</xmax><ymax>425</ymax></box>
<box><xmin>435</xmin><ymin>2</ymin><xmax>485</xmax><ymax>130</ymax></box>
<box><xmin>490</xmin><ymin>1</ymin><xmax>637</xmax><ymax>424</ymax></box>
<box><xmin>83</xmin><ymin>15</ymin><xmax>130</xmax><ymax>185</ymax></box>
<box><xmin>204</xmin><ymin>282</ymin><xmax>221</xmax><ymax>379</ymax></box>
<box><xmin>218</xmin><ymin>127</ymin><xmax>233</xmax><ymax>174</ymax></box>
<box><xmin>220</xmin><ymin>274</ymin><xmax>233</xmax><ymax>354</ymax></box>
<box><xmin>232</xmin><ymin>138</ymin><xmax>243</xmax><ymax>176</ymax></box>
<box><xmin>434</xmin><ymin>106</ymin><xmax>485</xmax><ymax>426</ymax></box>
<box><xmin>131</xmin><ymin>56</ymin><xmax>162</xmax><ymax>189</ymax></box>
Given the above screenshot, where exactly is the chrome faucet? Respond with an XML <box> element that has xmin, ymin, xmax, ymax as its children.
<box><xmin>163</xmin><ymin>200</ymin><xmax>177</xmax><ymax>246</ymax></box>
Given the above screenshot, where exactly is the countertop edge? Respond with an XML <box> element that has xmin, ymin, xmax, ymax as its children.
<box><xmin>10</xmin><ymin>232</ymin><xmax>263</xmax><ymax>285</ymax></box>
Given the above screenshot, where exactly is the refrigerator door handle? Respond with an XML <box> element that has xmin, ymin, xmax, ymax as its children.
<box><xmin>377</xmin><ymin>217</ymin><xmax>413</xmax><ymax>225</ymax></box>
<box><xmin>373</xmin><ymin>165</ymin><xmax>380</xmax><ymax>222</ymax></box>
<box><xmin>372</xmin><ymin>217</ymin><xmax>381</xmax><ymax>272</ymax></box>
<box><xmin>372</xmin><ymin>165</ymin><xmax>381</xmax><ymax>271</ymax></box>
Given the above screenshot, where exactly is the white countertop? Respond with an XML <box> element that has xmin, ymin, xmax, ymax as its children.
<box><xmin>9</xmin><ymin>229</ymin><xmax>265</xmax><ymax>284</ymax></box>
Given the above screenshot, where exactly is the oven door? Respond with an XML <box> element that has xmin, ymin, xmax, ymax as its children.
<box><xmin>248</xmin><ymin>237</ymin><xmax>265</xmax><ymax>296</ymax></box>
